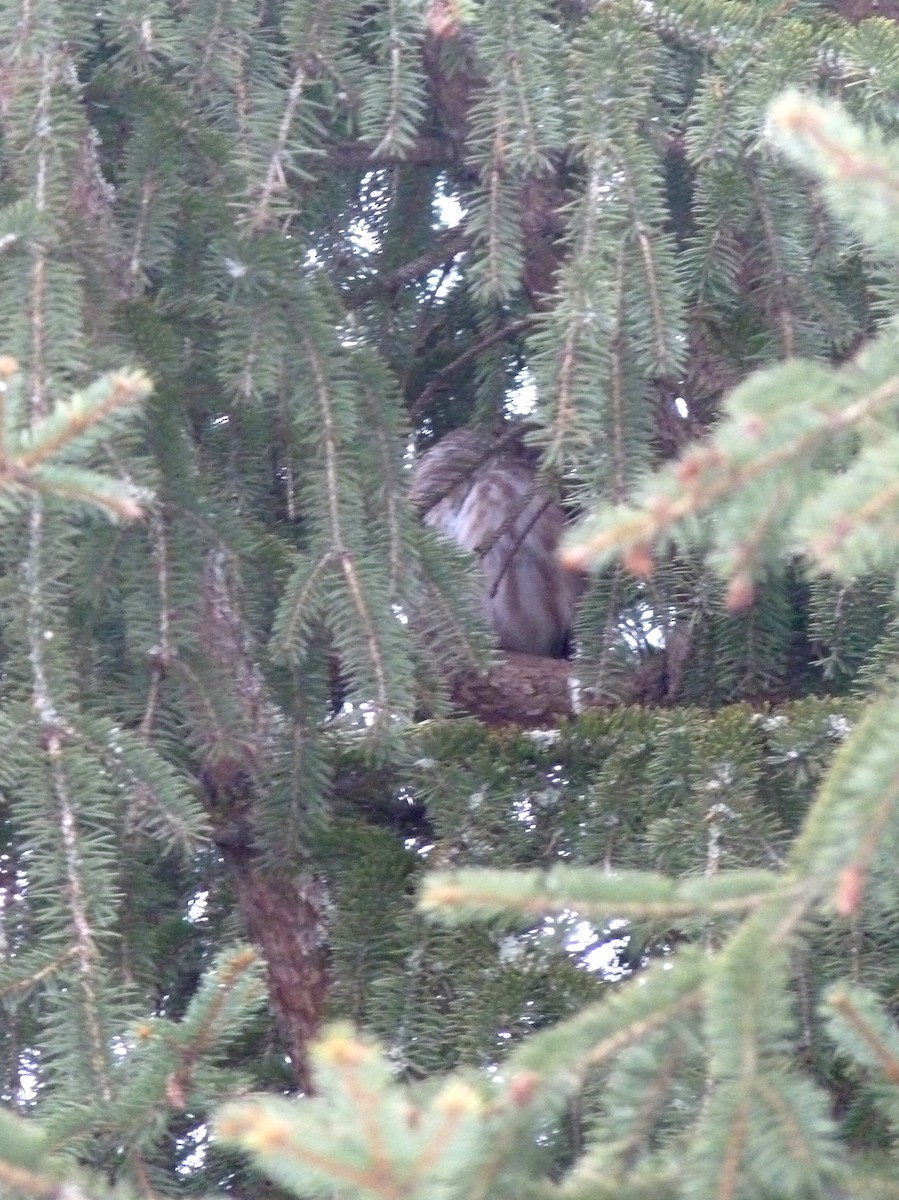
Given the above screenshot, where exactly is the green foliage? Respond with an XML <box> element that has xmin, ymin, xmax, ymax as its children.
<box><xmin>4</xmin><ymin>1</ymin><xmax>899</xmax><ymax>1199</ymax></box>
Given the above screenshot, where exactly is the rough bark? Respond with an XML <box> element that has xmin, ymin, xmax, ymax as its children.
<box><xmin>224</xmin><ymin>845</ymin><xmax>328</xmax><ymax>1095</ymax></box>
<box><xmin>448</xmin><ymin>651</ymin><xmax>674</xmax><ymax>726</ymax></box>
<box><xmin>193</xmin><ymin>554</ymin><xmax>330</xmax><ymax>1092</ymax></box>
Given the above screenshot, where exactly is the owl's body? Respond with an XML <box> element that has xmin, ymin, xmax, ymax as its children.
<box><xmin>411</xmin><ymin>429</ymin><xmax>580</xmax><ymax>658</ymax></box>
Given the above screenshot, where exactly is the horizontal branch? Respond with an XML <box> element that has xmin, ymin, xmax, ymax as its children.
<box><xmin>447</xmin><ymin>650</ymin><xmax>673</xmax><ymax>726</ymax></box>
<box><xmin>328</xmin><ymin>135</ymin><xmax>459</xmax><ymax>168</ymax></box>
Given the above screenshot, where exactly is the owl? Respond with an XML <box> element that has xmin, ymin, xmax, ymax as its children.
<box><xmin>411</xmin><ymin>429</ymin><xmax>580</xmax><ymax>658</ymax></box>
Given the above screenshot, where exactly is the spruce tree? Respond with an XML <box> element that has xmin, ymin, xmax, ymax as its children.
<box><xmin>1</xmin><ymin>2</ymin><xmax>899</xmax><ymax>1199</ymax></box>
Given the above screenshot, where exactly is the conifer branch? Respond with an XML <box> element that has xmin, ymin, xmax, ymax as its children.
<box><xmin>329</xmin><ymin>135</ymin><xmax>454</xmax><ymax>167</ymax></box>
<box><xmin>19</xmin><ymin>373</ymin><xmax>151</xmax><ymax>467</ymax></box>
<box><xmin>372</xmin><ymin>0</ymin><xmax>412</xmax><ymax>157</ymax></box>
<box><xmin>562</xmin><ymin>361</ymin><xmax>899</xmax><ymax>573</ymax></box>
<box><xmin>0</xmin><ymin>947</ymin><xmax>79</xmax><ymax>999</ymax></box>
<box><xmin>610</xmin><ymin>240</ymin><xmax>629</xmax><ymax>502</ymax></box>
<box><xmin>338</xmin><ymin>550</ymin><xmax>391</xmax><ymax>715</ymax></box>
<box><xmin>750</xmin><ymin>175</ymin><xmax>796</xmax><ymax>357</ymax></box>
<box><xmin>140</xmin><ymin>509</ymin><xmax>173</xmax><ymax>740</ymax></box>
<box><xmin>249</xmin><ymin>64</ymin><xmax>309</xmax><ymax>230</ymax></box>
<box><xmin>24</xmin><ymin>493</ymin><xmax>111</xmax><ymax>1099</ymax></box>
<box><xmin>410</xmin><ymin>316</ymin><xmax>536</xmax><ymax>419</ymax></box>
<box><xmin>580</xmin><ymin>992</ymin><xmax>705</xmax><ymax>1073</ymax></box>
<box><xmin>484</xmin><ymin>99</ymin><xmax>511</xmax><ymax>297</ymax></box>
<box><xmin>826</xmin><ymin>987</ymin><xmax>899</xmax><ymax>1084</ymax></box>
<box><xmin>421</xmin><ymin>867</ymin><xmax>784</xmax><ymax>922</ymax></box>
<box><xmin>53</xmin><ymin>749</ymin><xmax>113</xmax><ymax>1102</ymax></box>
<box><xmin>272</xmin><ymin>550</ymin><xmax>339</xmax><ymax>655</ymax></box>
<box><xmin>635</xmin><ymin>218</ymin><xmax>670</xmax><ymax>372</ymax></box>
<box><xmin>28</xmin><ymin>50</ymin><xmax>56</xmax><ymax>423</ymax></box>
<box><xmin>545</xmin><ymin>162</ymin><xmax>604</xmax><ymax>458</ymax></box>
<box><xmin>127</xmin><ymin>1147</ymin><xmax>154</xmax><ymax>1199</ymax></box>
<box><xmin>0</xmin><ymin>1158</ymin><xmax>77</xmax><ymax>1200</ymax></box>
<box><xmin>304</xmin><ymin>337</ymin><xmax>391</xmax><ymax>716</ymax></box>
<box><xmin>357</xmin><ymin>377</ymin><xmax>404</xmax><ymax>593</ymax></box>
<box><xmin>128</xmin><ymin>179</ymin><xmax>154</xmax><ymax>288</ymax></box>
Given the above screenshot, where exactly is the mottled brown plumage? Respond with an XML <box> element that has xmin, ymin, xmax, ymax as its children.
<box><xmin>411</xmin><ymin>429</ymin><xmax>580</xmax><ymax>658</ymax></box>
